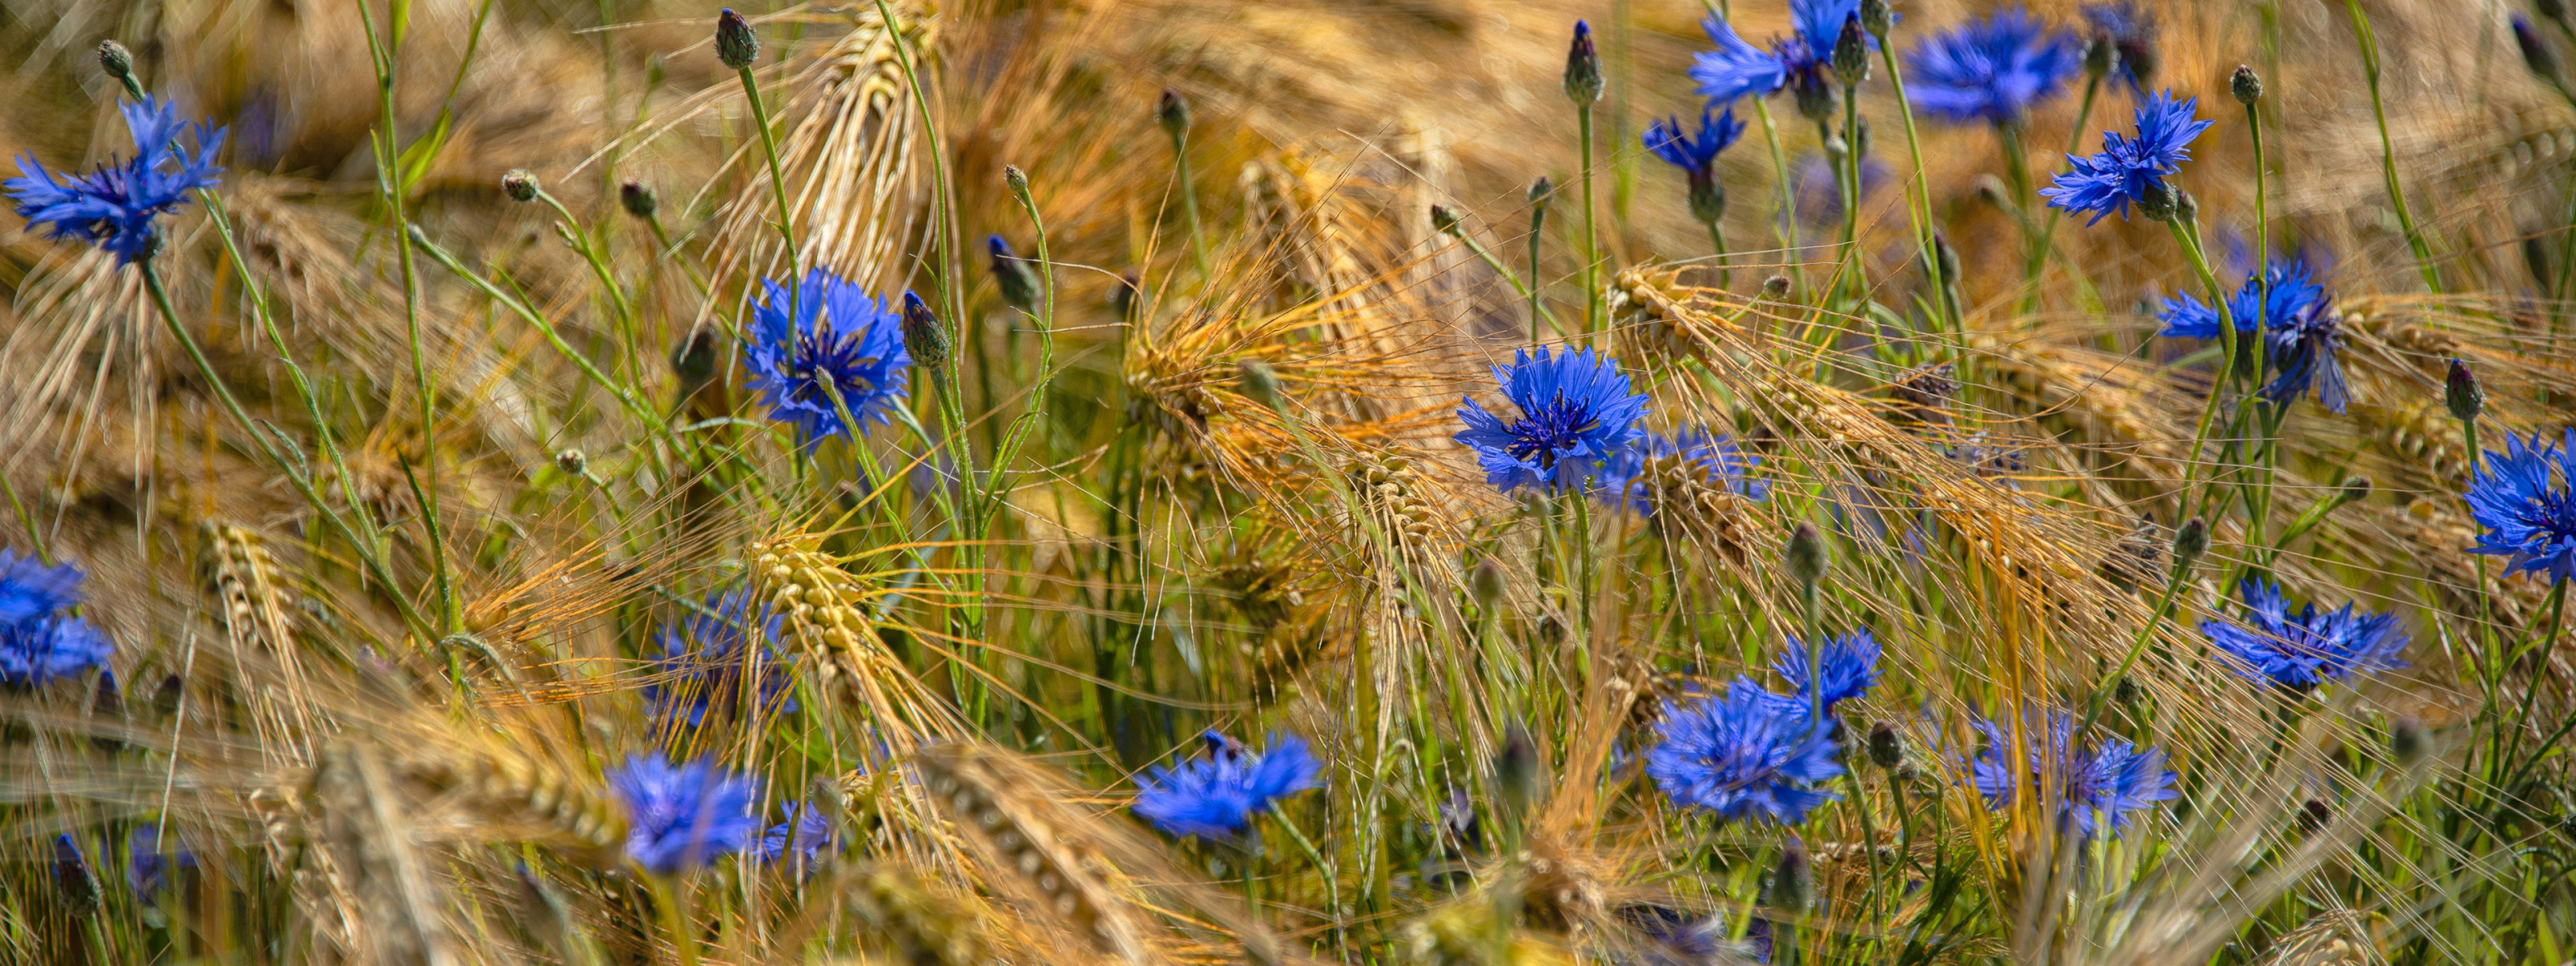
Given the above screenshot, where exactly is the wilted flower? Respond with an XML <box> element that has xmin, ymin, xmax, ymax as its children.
<box><xmin>1133</xmin><ymin>731</ymin><xmax>1323</xmax><ymax>839</ymax></box>
<box><xmin>2465</xmin><ymin>428</ymin><xmax>2576</xmax><ymax>584</ymax></box>
<box><xmin>6</xmin><ymin>95</ymin><xmax>225</xmax><ymax>265</ymax></box>
<box><xmin>606</xmin><ymin>754</ymin><xmax>763</xmax><ymax>874</ymax></box>
<box><xmin>642</xmin><ymin>589</ymin><xmax>793</xmax><ymax>728</ymax></box>
<box><xmin>1645</xmin><ymin>679</ymin><xmax>1844</xmax><ymax>825</ymax></box>
<box><xmin>1592</xmin><ymin>428</ymin><xmax>1768</xmax><ymax>516</ymax></box>
<box><xmin>1454</xmin><ymin>346</ymin><xmax>1651</xmax><ymax>494</ymax></box>
<box><xmin>759</xmin><ymin>800</ymin><xmax>836</xmax><ymax>870</ymax></box>
<box><xmin>2200</xmin><ymin>580</ymin><xmax>2409</xmax><ymax>691</ymax></box>
<box><xmin>1904</xmin><ymin>8</ymin><xmax>2085</xmax><ymax>126</ymax></box>
<box><xmin>2039</xmin><ymin>90</ymin><xmax>2211</xmax><ymax>225</ymax></box>
<box><xmin>1968</xmin><ymin>710</ymin><xmax>2176</xmax><ymax>839</ymax></box>
<box><xmin>741</xmin><ymin>268</ymin><xmax>913</xmax><ymax>445</ymax></box>
<box><xmin>1690</xmin><ymin>0</ymin><xmax>1878</xmax><ymax>109</ymax></box>
<box><xmin>1773</xmin><ymin>628</ymin><xmax>1881</xmax><ymax>713</ymax></box>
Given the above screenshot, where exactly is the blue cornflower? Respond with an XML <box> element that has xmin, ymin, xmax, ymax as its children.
<box><xmin>1454</xmin><ymin>346</ymin><xmax>1651</xmax><ymax>494</ymax></box>
<box><xmin>2466</xmin><ymin>428</ymin><xmax>2576</xmax><ymax>584</ymax></box>
<box><xmin>741</xmin><ymin>268</ymin><xmax>912</xmax><ymax>445</ymax></box>
<box><xmin>6</xmin><ymin>96</ymin><xmax>225</xmax><ymax>265</ymax></box>
<box><xmin>1643</xmin><ymin>106</ymin><xmax>1745</xmax><ymax>179</ymax></box>
<box><xmin>1133</xmin><ymin>730</ymin><xmax>1323</xmax><ymax>840</ymax></box>
<box><xmin>2260</xmin><ymin>296</ymin><xmax>2351</xmax><ymax>414</ymax></box>
<box><xmin>758</xmin><ymin>800</ymin><xmax>836</xmax><ymax>870</ymax></box>
<box><xmin>605</xmin><ymin>753</ymin><xmax>764</xmax><ymax>874</ymax></box>
<box><xmin>1967</xmin><ymin>710</ymin><xmax>2176</xmax><ymax>839</ymax></box>
<box><xmin>2081</xmin><ymin>2</ymin><xmax>2158</xmax><ymax>93</ymax></box>
<box><xmin>1904</xmin><ymin>8</ymin><xmax>2084</xmax><ymax>126</ymax></box>
<box><xmin>0</xmin><ymin>549</ymin><xmax>84</xmax><ymax>624</ymax></box>
<box><xmin>642</xmin><ymin>589</ymin><xmax>793</xmax><ymax>728</ymax></box>
<box><xmin>128</xmin><ymin>827</ymin><xmax>195</xmax><ymax>903</ymax></box>
<box><xmin>2156</xmin><ymin>257</ymin><xmax>2330</xmax><ymax>339</ymax></box>
<box><xmin>1645</xmin><ymin>679</ymin><xmax>1844</xmax><ymax>825</ymax></box>
<box><xmin>1773</xmin><ymin>627</ymin><xmax>1880</xmax><ymax>712</ymax></box>
<box><xmin>1593</xmin><ymin>428</ymin><xmax>1769</xmax><ymax>516</ymax></box>
<box><xmin>1</xmin><ymin>615</ymin><xmax>114</xmax><ymax>687</ymax></box>
<box><xmin>2038</xmin><ymin>90</ymin><xmax>2211</xmax><ymax>225</ymax></box>
<box><xmin>1691</xmin><ymin>0</ymin><xmax>1876</xmax><ymax>110</ymax></box>
<box><xmin>2201</xmin><ymin>580</ymin><xmax>2409</xmax><ymax>691</ymax></box>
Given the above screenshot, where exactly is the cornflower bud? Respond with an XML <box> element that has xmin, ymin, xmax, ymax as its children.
<box><xmin>501</xmin><ymin>169</ymin><xmax>539</xmax><ymax>203</ymax></box>
<box><xmin>2137</xmin><ymin>179</ymin><xmax>2178</xmax><ymax>222</ymax></box>
<box><xmin>1497</xmin><ymin>724</ymin><xmax>1541</xmax><ymax>828</ymax></box>
<box><xmin>1113</xmin><ymin>270</ymin><xmax>1144</xmax><ymax>323</ymax></box>
<box><xmin>1236</xmin><ymin>359</ymin><xmax>1286</xmax><ymax>411</ymax></box>
<box><xmin>671</xmin><ymin>327</ymin><xmax>719</xmax><ymax>394</ymax></box>
<box><xmin>990</xmin><ymin>235</ymin><xmax>1041</xmax><ymax>310</ymax></box>
<box><xmin>1859</xmin><ymin>0</ymin><xmax>1891</xmax><ymax>39</ymax></box>
<box><xmin>1004</xmin><ymin>163</ymin><xmax>1031</xmax><ymax>198</ymax></box>
<box><xmin>1761</xmin><ymin>275</ymin><xmax>1792</xmax><ymax>299</ymax></box>
<box><xmin>2171</xmin><ymin>516</ymin><xmax>2208</xmax><ymax>572</ymax></box>
<box><xmin>1785</xmin><ymin>522</ymin><xmax>1826</xmax><ymax>588</ymax></box>
<box><xmin>2298</xmin><ymin>798</ymin><xmax>2332</xmax><ymax>833</ymax></box>
<box><xmin>2231</xmin><ymin>65</ymin><xmax>2264</xmax><ymax>105</ymax></box>
<box><xmin>54</xmin><ymin>835</ymin><xmax>99</xmax><ymax>913</ymax></box>
<box><xmin>1156</xmin><ymin>89</ymin><xmax>1191</xmax><ymax>138</ymax></box>
<box><xmin>555</xmin><ymin>449</ymin><xmax>588</xmax><ymax>477</ymax></box>
<box><xmin>1470</xmin><ymin>557</ymin><xmax>1507</xmax><ymax>614</ymax></box>
<box><xmin>1430</xmin><ymin>203</ymin><xmax>1463</xmax><ymax>237</ymax></box>
<box><xmin>1563</xmin><ymin>21</ymin><xmax>1604</xmax><ymax>105</ymax></box>
<box><xmin>2083</xmin><ymin>34</ymin><xmax>2115</xmax><ymax>79</ymax></box>
<box><xmin>2338</xmin><ymin>475</ymin><xmax>2373</xmax><ymax>505</ymax></box>
<box><xmin>1764</xmin><ymin>837</ymin><xmax>1814</xmax><ymax>913</ymax></box>
<box><xmin>2545</xmin><ymin>0</ymin><xmax>2571</xmax><ymax>26</ymax></box>
<box><xmin>1793</xmin><ymin>70</ymin><xmax>1839</xmax><ymax>122</ymax></box>
<box><xmin>900</xmin><ymin>291</ymin><xmax>951</xmax><ymax>369</ymax></box>
<box><xmin>2445</xmin><ymin>358</ymin><xmax>2484</xmax><ymax>422</ymax></box>
<box><xmin>2390</xmin><ymin>716</ymin><xmax>2428</xmax><ymax>766</ymax></box>
<box><xmin>2526</xmin><ymin>236</ymin><xmax>2554</xmax><ymax>290</ymax></box>
<box><xmin>2516</xmin><ymin>15</ymin><xmax>2562</xmax><ymax>85</ymax></box>
<box><xmin>1528</xmin><ymin>175</ymin><xmax>1554</xmax><ymax>205</ymax></box>
<box><xmin>1831</xmin><ymin>14</ymin><xmax>1871</xmax><ymax>87</ymax></box>
<box><xmin>620</xmin><ymin>180</ymin><xmax>657</xmax><ymax>220</ymax></box>
<box><xmin>97</xmin><ymin>40</ymin><xmax>134</xmax><ymax>85</ymax></box>
<box><xmin>716</xmin><ymin>8</ymin><xmax>760</xmax><ymax>69</ymax></box>
<box><xmin>1866</xmin><ymin>722</ymin><xmax>1904</xmax><ymax>770</ymax></box>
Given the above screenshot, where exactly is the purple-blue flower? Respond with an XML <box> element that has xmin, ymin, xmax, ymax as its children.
<box><xmin>1645</xmin><ymin>679</ymin><xmax>1844</xmax><ymax>825</ymax></box>
<box><xmin>1773</xmin><ymin>627</ymin><xmax>1880</xmax><ymax>712</ymax></box>
<box><xmin>1904</xmin><ymin>7</ymin><xmax>2084</xmax><ymax>126</ymax></box>
<box><xmin>1133</xmin><ymin>731</ymin><xmax>1323</xmax><ymax>839</ymax></box>
<box><xmin>2038</xmin><ymin>90</ymin><xmax>2211</xmax><ymax>225</ymax></box>
<box><xmin>642</xmin><ymin>589</ymin><xmax>793</xmax><ymax>728</ymax></box>
<box><xmin>1968</xmin><ymin>710</ymin><xmax>2175</xmax><ymax>839</ymax></box>
<box><xmin>2466</xmin><ymin>428</ymin><xmax>2576</xmax><ymax>584</ymax></box>
<box><xmin>2</xmin><ymin>615</ymin><xmax>113</xmax><ymax>687</ymax></box>
<box><xmin>1643</xmin><ymin>107</ymin><xmax>1745</xmax><ymax>179</ymax></box>
<box><xmin>2081</xmin><ymin>2</ymin><xmax>2158</xmax><ymax>93</ymax></box>
<box><xmin>1690</xmin><ymin>0</ymin><xmax>1875</xmax><ymax>107</ymax></box>
<box><xmin>0</xmin><ymin>549</ymin><xmax>84</xmax><ymax>624</ymax></box>
<box><xmin>6</xmin><ymin>96</ymin><xmax>225</xmax><ymax>265</ymax></box>
<box><xmin>2201</xmin><ymin>580</ymin><xmax>2409</xmax><ymax>691</ymax></box>
<box><xmin>741</xmin><ymin>268</ymin><xmax>912</xmax><ymax>445</ymax></box>
<box><xmin>759</xmin><ymin>799</ymin><xmax>836</xmax><ymax>870</ymax></box>
<box><xmin>1455</xmin><ymin>346</ymin><xmax>1650</xmax><ymax>494</ymax></box>
<box><xmin>128</xmin><ymin>826</ymin><xmax>195</xmax><ymax>903</ymax></box>
<box><xmin>2156</xmin><ymin>257</ymin><xmax>2330</xmax><ymax>339</ymax></box>
<box><xmin>1592</xmin><ymin>428</ymin><xmax>1768</xmax><ymax>516</ymax></box>
<box><xmin>606</xmin><ymin>754</ymin><xmax>763</xmax><ymax>874</ymax></box>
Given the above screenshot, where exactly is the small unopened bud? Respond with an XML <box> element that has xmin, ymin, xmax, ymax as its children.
<box><xmin>2171</xmin><ymin>516</ymin><xmax>2208</xmax><ymax>572</ymax></box>
<box><xmin>1563</xmin><ymin>20</ymin><xmax>1604</xmax><ymax>105</ymax></box>
<box><xmin>2337</xmin><ymin>475</ymin><xmax>2373</xmax><ymax>505</ymax></box>
<box><xmin>2446</xmin><ymin>358</ymin><xmax>2484</xmax><ymax>423</ymax></box>
<box><xmin>1430</xmin><ymin>204</ymin><xmax>1464</xmax><ymax>237</ymax></box>
<box><xmin>501</xmin><ymin>169</ymin><xmax>539</xmax><ymax>203</ymax></box>
<box><xmin>1761</xmin><ymin>275</ymin><xmax>1792</xmax><ymax>299</ymax></box>
<box><xmin>671</xmin><ymin>327</ymin><xmax>719</xmax><ymax>396</ymax></box>
<box><xmin>1687</xmin><ymin>173</ymin><xmax>1727</xmax><ymax>226</ymax></box>
<box><xmin>1003</xmin><ymin>163</ymin><xmax>1030</xmax><ymax>198</ymax></box>
<box><xmin>2083</xmin><ymin>34</ymin><xmax>2116</xmax><ymax>78</ymax></box>
<box><xmin>1497</xmin><ymin>724</ymin><xmax>1541</xmax><ymax>825</ymax></box>
<box><xmin>1528</xmin><ymin>175</ymin><xmax>1554</xmax><ymax>206</ymax></box>
<box><xmin>1470</xmin><ymin>557</ymin><xmax>1506</xmax><ymax>613</ymax></box>
<box><xmin>1831</xmin><ymin>14</ymin><xmax>1871</xmax><ymax>87</ymax></box>
<box><xmin>2297</xmin><ymin>798</ymin><xmax>2332</xmax><ymax>833</ymax></box>
<box><xmin>990</xmin><ymin>235</ymin><xmax>1041</xmax><ymax>309</ymax></box>
<box><xmin>2137</xmin><ymin>179</ymin><xmax>2178</xmax><ymax>222</ymax></box>
<box><xmin>1236</xmin><ymin>359</ymin><xmax>1286</xmax><ymax>411</ymax></box>
<box><xmin>1785</xmin><ymin>523</ymin><xmax>1827</xmax><ymax>588</ymax></box>
<box><xmin>97</xmin><ymin>40</ymin><xmax>134</xmax><ymax>84</ymax></box>
<box><xmin>1866</xmin><ymin>722</ymin><xmax>1904</xmax><ymax>770</ymax></box>
<box><xmin>2516</xmin><ymin>15</ymin><xmax>2562</xmax><ymax>85</ymax></box>
<box><xmin>716</xmin><ymin>8</ymin><xmax>760</xmax><ymax>69</ymax></box>
<box><xmin>2172</xmin><ymin>188</ymin><xmax>2199</xmax><ymax>225</ymax></box>
<box><xmin>1792</xmin><ymin>70</ymin><xmax>1838</xmax><ymax>121</ymax></box>
<box><xmin>2231</xmin><ymin>65</ymin><xmax>2264</xmax><ymax>105</ymax></box>
<box><xmin>54</xmin><ymin>835</ymin><xmax>99</xmax><ymax>913</ymax></box>
<box><xmin>1156</xmin><ymin>89</ymin><xmax>1191</xmax><ymax>138</ymax></box>
<box><xmin>1933</xmin><ymin>234</ymin><xmax>1961</xmax><ymax>286</ymax></box>
<box><xmin>1859</xmin><ymin>0</ymin><xmax>1891</xmax><ymax>38</ymax></box>
<box><xmin>1764</xmin><ymin>837</ymin><xmax>1813</xmax><ymax>913</ymax></box>
<box><xmin>555</xmin><ymin>449</ymin><xmax>588</xmax><ymax>477</ymax></box>
<box><xmin>1973</xmin><ymin>175</ymin><xmax>2011</xmax><ymax>208</ymax></box>
<box><xmin>899</xmin><ymin>291</ymin><xmax>951</xmax><ymax>369</ymax></box>
<box><xmin>619</xmin><ymin>180</ymin><xmax>657</xmax><ymax>220</ymax></box>
<box><xmin>2390</xmin><ymin>716</ymin><xmax>2428</xmax><ymax>766</ymax></box>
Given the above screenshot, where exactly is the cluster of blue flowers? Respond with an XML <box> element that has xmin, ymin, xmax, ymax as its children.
<box><xmin>1644</xmin><ymin>630</ymin><xmax>1879</xmax><ymax>826</ymax></box>
<box><xmin>1967</xmin><ymin>710</ymin><xmax>2176</xmax><ymax>840</ymax></box>
<box><xmin>1690</xmin><ymin>0</ymin><xmax>1870</xmax><ymax>111</ymax></box>
<box><xmin>0</xmin><ymin>549</ymin><xmax>113</xmax><ymax>688</ymax></box>
<box><xmin>1132</xmin><ymin>730</ymin><xmax>1323</xmax><ymax>840</ymax></box>
<box><xmin>6</xmin><ymin>95</ymin><xmax>225</xmax><ymax>265</ymax></box>
<box><xmin>642</xmin><ymin>588</ymin><xmax>795</xmax><ymax>728</ymax></box>
<box><xmin>2201</xmin><ymin>580</ymin><xmax>2409</xmax><ymax>691</ymax></box>
<box><xmin>741</xmin><ymin>268</ymin><xmax>914</xmax><ymax>446</ymax></box>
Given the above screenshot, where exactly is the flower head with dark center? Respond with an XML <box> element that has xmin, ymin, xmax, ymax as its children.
<box><xmin>2200</xmin><ymin>580</ymin><xmax>2409</xmax><ymax>691</ymax></box>
<box><xmin>2039</xmin><ymin>90</ymin><xmax>2211</xmax><ymax>224</ymax></box>
<box><xmin>2466</xmin><ymin>428</ymin><xmax>2576</xmax><ymax>584</ymax></box>
<box><xmin>0</xmin><ymin>549</ymin><xmax>84</xmax><ymax>624</ymax></box>
<box><xmin>2081</xmin><ymin>2</ymin><xmax>2157</xmax><ymax>92</ymax></box>
<box><xmin>6</xmin><ymin>96</ymin><xmax>225</xmax><ymax>265</ymax></box>
<box><xmin>1773</xmin><ymin>627</ymin><xmax>1881</xmax><ymax>713</ymax></box>
<box><xmin>1592</xmin><ymin>428</ymin><xmax>1768</xmax><ymax>516</ymax></box>
<box><xmin>1</xmin><ymin>616</ymin><xmax>113</xmax><ymax>687</ymax></box>
<box><xmin>1645</xmin><ymin>679</ymin><xmax>1844</xmax><ymax>825</ymax></box>
<box><xmin>759</xmin><ymin>800</ymin><xmax>836</xmax><ymax>872</ymax></box>
<box><xmin>1455</xmin><ymin>346</ymin><xmax>1651</xmax><ymax>494</ymax></box>
<box><xmin>2157</xmin><ymin>256</ymin><xmax>2330</xmax><ymax>339</ymax></box>
<box><xmin>741</xmin><ymin>268</ymin><xmax>911</xmax><ymax>446</ymax></box>
<box><xmin>1967</xmin><ymin>710</ymin><xmax>2176</xmax><ymax>839</ymax></box>
<box><xmin>1133</xmin><ymin>731</ymin><xmax>1323</xmax><ymax>840</ymax></box>
<box><xmin>606</xmin><ymin>754</ymin><xmax>763</xmax><ymax>874</ymax></box>
<box><xmin>1905</xmin><ymin>7</ymin><xmax>2084</xmax><ymax>126</ymax></box>
<box><xmin>642</xmin><ymin>589</ymin><xmax>793</xmax><ymax>729</ymax></box>
<box><xmin>1691</xmin><ymin>0</ymin><xmax>1879</xmax><ymax>107</ymax></box>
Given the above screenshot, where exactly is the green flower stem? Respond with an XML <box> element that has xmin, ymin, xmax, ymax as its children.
<box><xmin>1529</xmin><ymin>191</ymin><xmax>1551</xmax><ymax>344</ymax></box>
<box><xmin>2343</xmin><ymin>0</ymin><xmax>2444</xmax><ymax>293</ymax></box>
<box><xmin>1169</xmin><ymin>125</ymin><xmax>1210</xmax><ymax>278</ymax></box>
<box><xmin>1579</xmin><ymin>102</ymin><xmax>1603</xmax><ymax>336</ymax></box>
<box><xmin>1877</xmin><ymin>37</ymin><xmax>1953</xmax><ymax>336</ymax></box>
<box><xmin>2167</xmin><ymin>217</ymin><xmax>2241</xmax><ymax>506</ymax></box>
<box><xmin>734</xmin><ymin>61</ymin><xmax>805</xmax><ymax>327</ymax></box>
<box><xmin>535</xmin><ymin>188</ymin><xmax>642</xmax><ymax>379</ymax></box>
<box><xmin>1708</xmin><ymin>221</ymin><xmax>1731</xmax><ymax>289</ymax></box>
<box><xmin>985</xmin><ymin>175</ymin><xmax>1061</xmax><ymax>512</ymax></box>
<box><xmin>1448</xmin><ymin>228</ymin><xmax>1566</xmax><ymax>339</ymax></box>
<box><xmin>2023</xmin><ymin>73</ymin><xmax>2102</xmax><ymax>315</ymax></box>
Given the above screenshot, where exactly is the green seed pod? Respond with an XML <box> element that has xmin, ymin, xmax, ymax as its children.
<box><xmin>900</xmin><ymin>291</ymin><xmax>952</xmax><ymax>369</ymax></box>
<box><xmin>97</xmin><ymin>40</ymin><xmax>134</xmax><ymax>85</ymax></box>
<box><xmin>620</xmin><ymin>180</ymin><xmax>657</xmax><ymax>220</ymax></box>
<box><xmin>1785</xmin><ymin>523</ymin><xmax>1827</xmax><ymax>588</ymax></box>
<box><xmin>2446</xmin><ymin>358</ymin><xmax>2484</xmax><ymax>423</ymax></box>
